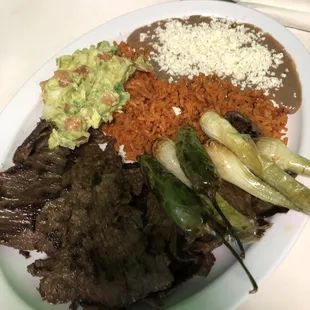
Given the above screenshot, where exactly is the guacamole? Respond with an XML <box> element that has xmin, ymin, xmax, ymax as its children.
<box><xmin>40</xmin><ymin>41</ymin><xmax>151</xmax><ymax>149</ymax></box>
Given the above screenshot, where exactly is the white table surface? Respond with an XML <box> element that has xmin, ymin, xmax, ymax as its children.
<box><xmin>1</xmin><ymin>1</ymin><xmax>310</xmax><ymax>309</ymax></box>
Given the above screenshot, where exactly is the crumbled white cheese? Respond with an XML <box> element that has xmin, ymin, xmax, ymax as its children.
<box><xmin>98</xmin><ymin>143</ymin><xmax>108</xmax><ymax>152</ymax></box>
<box><xmin>294</xmin><ymin>92</ymin><xmax>297</xmax><ymax>98</ymax></box>
<box><xmin>172</xmin><ymin>106</ymin><xmax>182</xmax><ymax>115</ymax></box>
<box><xmin>271</xmin><ymin>99</ymin><xmax>280</xmax><ymax>108</ymax></box>
<box><xmin>139</xmin><ymin>33</ymin><xmax>148</xmax><ymax>42</ymax></box>
<box><xmin>142</xmin><ymin>18</ymin><xmax>287</xmax><ymax>92</ymax></box>
<box><xmin>168</xmin><ymin>76</ymin><xmax>174</xmax><ymax>83</ymax></box>
<box><xmin>285</xmin><ymin>68</ymin><xmax>289</xmax><ymax>72</ymax></box>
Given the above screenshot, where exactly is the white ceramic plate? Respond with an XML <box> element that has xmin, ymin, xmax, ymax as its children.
<box><xmin>1</xmin><ymin>1</ymin><xmax>309</xmax><ymax>310</ymax></box>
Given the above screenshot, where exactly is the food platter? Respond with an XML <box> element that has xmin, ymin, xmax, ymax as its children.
<box><xmin>1</xmin><ymin>1</ymin><xmax>310</xmax><ymax>310</ymax></box>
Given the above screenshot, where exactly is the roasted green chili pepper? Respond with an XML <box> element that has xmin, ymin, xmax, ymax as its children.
<box><xmin>175</xmin><ymin>126</ymin><xmax>245</xmax><ymax>258</ymax></box>
<box><xmin>139</xmin><ymin>155</ymin><xmax>206</xmax><ymax>233</ymax></box>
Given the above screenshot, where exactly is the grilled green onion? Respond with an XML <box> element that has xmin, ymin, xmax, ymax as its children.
<box><xmin>256</xmin><ymin>136</ymin><xmax>310</xmax><ymax>176</ymax></box>
<box><xmin>204</xmin><ymin>140</ymin><xmax>297</xmax><ymax>211</ymax></box>
<box><xmin>200</xmin><ymin>111</ymin><xmax>310</xmax><ymax>214</ymax></box>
